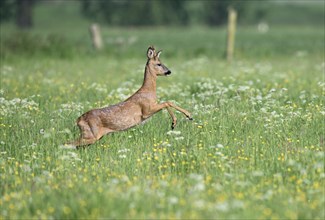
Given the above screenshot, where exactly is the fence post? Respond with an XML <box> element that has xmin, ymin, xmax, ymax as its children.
<box><xmin>89</xmin><ymin>24</ymin><xmax>103</xmax><ymax>50</ymax></box>
<box><xmin>226</xmin><ymin>8</ymin><xmax>237</xmax><ymax>62</ymax></box>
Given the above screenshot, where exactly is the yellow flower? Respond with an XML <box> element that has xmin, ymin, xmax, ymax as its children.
<box><xmin>63</xmin><ymin>206</ymin><xmax>71</xmax><ymax>215</ymax></box>
<box><xmin>263</xmin><ymin>208</ymin><xmax>272</xmax><ymax>216</ymax></box>
<box><xmin>4</xmin><ymin>194</ymin><xmax>11</xmax><ymax>202</ymax></box>
<box><xmin>48</xmin><ymin>207</ymin><xmax>55</xmax><ymax>214</ymax></box>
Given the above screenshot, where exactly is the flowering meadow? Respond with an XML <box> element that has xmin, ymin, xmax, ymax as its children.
<box><xmin>0</xmin><ymin>27</ymin><xmax>324</xmax><ymax>219</ymax></box>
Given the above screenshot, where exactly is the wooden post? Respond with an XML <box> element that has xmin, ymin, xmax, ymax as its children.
<box><xmin>89</xmin><ymin>24</ymin><xmax>103</xmax><ymax>50</ymax></box>
<box><xmin>226</xmin><ymin>8</ymin><xmax>237</xmax><ymax>62</ymax></box>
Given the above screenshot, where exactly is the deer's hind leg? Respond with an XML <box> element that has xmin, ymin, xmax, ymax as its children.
<box><xmin>61</xmin><ymin>119</ymin><xmax>96</xmax><ymax>149</ymax></box>
<box><xmin>75</xmin><ymin>119</ymin><xmax>100</xmax><ymax>147</ymax></box>
<box><xmin>76</xmin><ymin>119</ymin><xmax>113</xmax><ymax>148</ymax></box>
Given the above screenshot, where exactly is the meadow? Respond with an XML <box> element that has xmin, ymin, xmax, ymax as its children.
<box><xmin>0</xmin><ymin>7</ymin><xmax>324</xmax><ymax>219</ymax></box>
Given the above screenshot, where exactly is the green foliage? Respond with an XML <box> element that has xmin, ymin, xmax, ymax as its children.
<box><xmin>0</xmin><ymin>0</ymin><xmax>15</xmax><ymax>22</ymax></box>
<box><xmin>0</xmin><ymin>54</ymin><xmax>324</xmax><ymax>219</ymax></box>
<box><xmin>79</xmin><ymin>0</ymin><xmax>259</xmax><ymax>26</ymax></box>
<box><xmin>0</xmin><ymin>32</ymin><xmax>83</xmax><ymax>59</ymax></box>
<box><xmin>203</xmin><ymin>0</ymin><xmax>246</xmax><ymax>26</ymax></box>
<box><xmin>79</xmin><ymin>0</ymin><xmax>324</xmax><ymax>26</ymax></box>
<box><xmin>80</xmin><ymin>0</ymin><xmax>190</xmax><ymax>26</ymax></box>
<box><xmin>0</xmin><ymin>24</ymin><xmax>324</xmax><ymax>218</ymax></box>
<box><xmin>1</xmin><ymin>26</ymin><xmax>324</xmax><ymax>60</ymax></box>
<box><xmin>0</xmin><ymin>2</ymin><xmax>324</xmax><ymax>218</ymax></box>
<box><xmin>1</xmin><ymin>0</ymin><xmax>324</xmax><ymax>27</ymax></box>
<box><xmin>1</xmin><ymin>1</ymin><xmax>323</xmax><ymax>60</ymax></box>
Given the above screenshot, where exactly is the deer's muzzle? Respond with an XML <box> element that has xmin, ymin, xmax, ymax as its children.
<box><xmin>165</xmin><ymin>70</ymin><xmax>171</xmax><ymax>75</ymax></box>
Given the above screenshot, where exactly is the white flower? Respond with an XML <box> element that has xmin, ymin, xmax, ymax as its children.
<box><xmin>168</xmin><ymin>196</ymin><xmax>179</xmax><ymax>205</ymax></box>
<box><xmin>175</xmin><ymin>136</ymin><xmax>184</xmax><ymax>141</ymax></box>
<box><xmin>216</xmin><ymin>144</ymin><xmax>224</xmax><ymax>149</ymax></box>
<box><xmin>167</xmin><ymin>130</ymin><xmax>181</xmax><ymax>136</ymax></box>
<box><xmin>215</xmin><ymin>202</ymin><xmax>229</xmax><ymax>212</ymax></box>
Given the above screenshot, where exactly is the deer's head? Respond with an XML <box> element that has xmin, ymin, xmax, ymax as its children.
<box><xmin>146</xmin><ymin>46</ymin><xmax>171</xmax><ymax>76</ymax></box>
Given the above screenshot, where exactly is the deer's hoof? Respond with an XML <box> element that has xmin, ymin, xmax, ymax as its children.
<box><xmin>188</xmin><ymin>117</ymin><xmax>193</xmax><ymax>121</ymax></box>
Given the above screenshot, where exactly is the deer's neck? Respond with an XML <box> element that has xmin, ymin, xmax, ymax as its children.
<box><xmin>141</xmin><ymin>66</ymin><xmax>157</xmax><ymax>93</ymax></box>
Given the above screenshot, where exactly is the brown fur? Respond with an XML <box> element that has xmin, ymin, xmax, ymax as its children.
<box><xmin>67</xmin><ymin>46</ymin><xmax>192</xmax><ymax>148</ymax></box>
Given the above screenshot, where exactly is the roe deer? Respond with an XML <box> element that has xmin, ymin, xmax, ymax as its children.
<box><xmin>66</xmin><ymin>46</ymin><xmax>192</xmax><ymax>148</ymax></box>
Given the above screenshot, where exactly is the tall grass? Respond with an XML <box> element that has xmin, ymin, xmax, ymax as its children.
<box><xmin>1</xmin><ymin>46</ymin><xmax>324</xmax><ymax>218</ymax></box>
<box><xmin>0</xmin><ymin>3</ymin><xmax>324</xmax><ymax>217</ymax></box>
<box><xmin>1</xmin><ymin>26</ymin><xmax>324</xmax><ymax>61</ymax></box>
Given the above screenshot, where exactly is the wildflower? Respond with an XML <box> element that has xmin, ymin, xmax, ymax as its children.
<box><xmin>168</xmin><ymin>196</ymin><xmax>179</xmax><ymax>205</ymax></box>
<box><xmin>166</xmin><ymin>130</ymin><xmax>181</xmax><ymax>136</ymax></box>
<box><xmin>63</xmin><ymin>206</ymin><xmax>71</xmax><ymax>215</ymax></box>
<box><xmin>215</xmin><ymin>202</ymin><xmax>229</xmax><ymax>212</ymax></box>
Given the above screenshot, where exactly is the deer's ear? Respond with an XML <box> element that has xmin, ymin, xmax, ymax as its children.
<box><xmin>147</xmin><ymin>46</ymin><xmax>155</xmax><ymax>59</ymax></box>
<box><xmin>156</xmin><ymin>50</ymin><xmax>162</xmax><ymax>58</ymax></box>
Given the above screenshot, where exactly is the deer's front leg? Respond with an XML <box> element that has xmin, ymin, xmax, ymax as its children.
<box><xmin>166</xmin><ymin>107</ymin><xmax>177</xmax><ymax>130</ymax></box>
<box><xmin>147</xmin><ymin>101</ymin><xmax>192</xmax><ymax>124</ymax></box>
<box><xmin>164</xmin><ymin>101</ymin><xmax>193</xmax><ymax>120</ymax></box>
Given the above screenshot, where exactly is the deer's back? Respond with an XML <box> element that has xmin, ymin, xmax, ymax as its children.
<box><xmin>78</xmin><ymin>101</ymin><xmax>143</xmax><ymax>131</ymax></box>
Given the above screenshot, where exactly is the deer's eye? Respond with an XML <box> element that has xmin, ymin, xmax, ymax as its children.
<box><xmin>157</xmin><ymin>64</ymin><xmax>162</xmax><ymax>67</ymax></box>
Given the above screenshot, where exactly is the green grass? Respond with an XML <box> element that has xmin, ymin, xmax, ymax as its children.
<box><xmin>1</xmin><ymin>51</ymin><xmax>324</xmax><ymax>218</ymax></box>
<box><xmin>1</xmin><ymin>25</ymin><xmax>324</xmax><ymax>60</ymax></box>
<box><xmin>0</xmin><ymin>2</ymin><xmax>324</xmax><ymax>218</ymax></box>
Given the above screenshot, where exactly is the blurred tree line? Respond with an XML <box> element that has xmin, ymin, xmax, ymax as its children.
<box><xmin>0</xmin><ymin>0</ymin><xmax>324</xmax><ymax>28</ymax></box>
<box><xmin>80</xmin><ymin>0</ymin><xmax>259</xmax><ymax>26</ymax></box>
<box><xmin>1</xmin><ymin>0</ymin><xmax>34</xmax><ymax>28</ymax></box>
<box><xmin>1</xmin><ymin>0</ymin><xmax>268</xmax><ymax>28</ymax></box>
